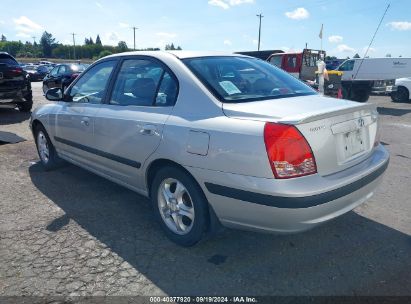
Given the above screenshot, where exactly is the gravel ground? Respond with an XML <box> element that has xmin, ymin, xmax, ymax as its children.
<box><xmin>0</xmin><ymin>82</ymin><xmax>410</xmax><ymax>297</ymax></box>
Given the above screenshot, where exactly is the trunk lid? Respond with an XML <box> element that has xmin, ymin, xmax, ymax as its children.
<box><xmin>222</xmin><ymin>95</ymin><xmax>379</xmax><ymax>176</ymax></box>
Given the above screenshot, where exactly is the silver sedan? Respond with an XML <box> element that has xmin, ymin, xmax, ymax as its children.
<box><xmin>30</xmin><ymin>51</ymin><xmax>389</xmax><ymax>246</ymax></box>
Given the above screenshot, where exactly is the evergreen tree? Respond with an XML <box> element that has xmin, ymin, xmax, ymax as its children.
<box><xmin>96</xmin><ymin>35</ymin><xmax>102</xmax><ymax>45</ymax></box>
<box><xmin>1</xmin><ymin>34</ymin><xmax>6</xmax><ymax>42</ymax></box>
<box><xmin>40</xmin><ymin>31</ymin><xmax>57</xmax><ymax>57</ymax></box>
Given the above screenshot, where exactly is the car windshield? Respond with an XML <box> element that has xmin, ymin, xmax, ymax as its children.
<box><xmin>69</xmin><ymin>64</ymin><xmax>86</xmax><ymax>73</ymax></box>
<box><xmin>183</xmin><ymin>56</ymin><xmax>316</xmax><ymax>103</ymax></box>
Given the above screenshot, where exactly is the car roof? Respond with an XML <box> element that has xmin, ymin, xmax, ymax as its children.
<box><xmin>105</xmin><ymin>50</ymin><xmax>247</xmax><ymax>60</ymax></box>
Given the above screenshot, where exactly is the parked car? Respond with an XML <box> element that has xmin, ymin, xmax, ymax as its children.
<box><xmin>42</xmin><ymin>63</ymin><xmax>86</xmax><ymax>93</ymax></box>
<box><xmin>25</xmin><ymin>65</ymin><xmax>50</xmax><ymax>82</ymax></box>
<box><xmin>0</xmin><ymin>52</ymin><xmax>33</xmax><ymax>112</ymax></box>
<box><xmin>389</xmin><ymin>77</ymin><xmax>410</xmax><ymax>102</ymax></box>
<box><xmin>31</xmin><ymin>51</ymin><xmax>389</xmax><ymax>246</ymax></box>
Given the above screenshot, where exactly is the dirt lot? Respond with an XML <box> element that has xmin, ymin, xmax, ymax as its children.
<box><xmin>0</xmin><ymin>82</ymin><xmax>411</xmax><ymax>296</ymax></box>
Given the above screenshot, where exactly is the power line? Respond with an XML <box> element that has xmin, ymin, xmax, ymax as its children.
<box><xmin>354</xmin><ymin>3</ymin><xmax>390</xmax><ymax>80</ymax></box>
<box><xmin>256</xmin><ymin>13</ymin><xmax>264</xmax><ymax>51</ymax></box>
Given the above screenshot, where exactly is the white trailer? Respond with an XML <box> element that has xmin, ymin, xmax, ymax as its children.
<box><xmin>335</xmin><ymin>57</ymin><xmax>411</xmax><ymax>102</ymax></box>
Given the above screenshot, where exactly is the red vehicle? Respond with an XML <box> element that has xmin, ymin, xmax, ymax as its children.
<box><xmin>267</xmin><ymin>49</ymin><xmax>326</xmax><ymax>82</ymax></box>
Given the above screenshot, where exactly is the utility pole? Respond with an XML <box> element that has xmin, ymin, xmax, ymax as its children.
<box><xmin>256</xmin><ymin>13</ymin><xmax>264</xmax><ymax>51</ymax></box>
<box><xmin>32</xmin><ymin>36</ymin><xmax>36</xmax><ymax>44</ymax></box>
<box><xmin>131</xmin><ymin>26</ymin><xmax>138</xmax><ymax>50</ymax></box>
<box><xmin>71</xmin><ymin>33</ymin><xmax>76</xmax><ymax>59</ymax></box>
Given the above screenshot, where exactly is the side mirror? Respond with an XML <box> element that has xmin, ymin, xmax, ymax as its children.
<box><xmin>45</xmin><ymin>88</ymin><xmax>63</xmax><ymax>101</ymax></box>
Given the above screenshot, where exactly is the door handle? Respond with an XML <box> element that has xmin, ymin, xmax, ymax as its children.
<box><xmin>80</xmin><ymin>117</ymin><xmax>90</xmax><ymax>127</ymax></box>
<box><xmin>140</xmin><ymin>124</ymin><xmax>157</xmax><ymax>136</ymax></box>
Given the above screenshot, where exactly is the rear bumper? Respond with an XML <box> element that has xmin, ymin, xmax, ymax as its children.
<box><xmin>186</xmin><ymin>145</ymin><xmax>389</xmax><ymax>233</ymax></box>
<box><xmin>0</xmin><ymin>87</ymin><xmax>31</xmax><ymax>105</ymax></box>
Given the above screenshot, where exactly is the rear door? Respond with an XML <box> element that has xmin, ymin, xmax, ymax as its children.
<box><xmin>54</xmin><ymin>60</ymin><xmax>118</xmax><ymax>166</ymax></box>
<box><xmin>93</xmin><ymin>57</ymin><xmax>178</xmax><ymax>189</ymax></box>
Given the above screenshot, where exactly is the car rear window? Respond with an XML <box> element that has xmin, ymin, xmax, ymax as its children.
<box><xmin>0</xmin><ymin>54</ymin><xmax>18</xmax><ymax>65</ymax></box>
<box><xmin>183</xmin><ymin>56</ymin><xmax>316</xmax><ymax>103</ymax></box>
<box><xmin>69</xmin><ymin>64</ymin><xmax>86</xmax><ymax>73</ymax></box>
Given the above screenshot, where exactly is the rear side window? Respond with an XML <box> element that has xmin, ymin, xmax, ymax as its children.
<box><xmin>110</xmin><ymin>58</ymin><xmax>178</xmax><ymax>107</ymax></box>
<box><xmin>0</xmin><ymin>54</ymin><xmax>17</xmax><ymax>65</ymax></box>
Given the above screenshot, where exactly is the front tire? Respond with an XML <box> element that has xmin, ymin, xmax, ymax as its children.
<box><xmin>34</xmin><ymin>125</ymin><xmax>62</xmax><ymax>171</ymax></box>
<box><xmin>150</xmin><ymin>166</ymin><xmax>209</xmax><ymax>247</ymax></box>
<box><xmin>391</xmin><ymin>86</ymin><xmax>410</xmax><ymax>103</ymax></box>
<box><xmin>42</xmin><ymin>83</ymin><xmax>48</xmax><ymax>94</ymax></box>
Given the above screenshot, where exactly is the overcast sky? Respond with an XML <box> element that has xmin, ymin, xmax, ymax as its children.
<box><xmin>0</xmin><ymin>0</ymin><xmax>410</xmax><ymax>58</ymax></box>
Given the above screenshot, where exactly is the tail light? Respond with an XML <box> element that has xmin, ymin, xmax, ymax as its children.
<box><xmin>71</xmin><ymin>73</ymin><xmax>80</xmax><ymax>79</ymax></box>
<box><xmin>264</xmin><ymin>123</ymin><xmax>317</xmax><ymax>179</ymax></box>
<box><xmin>9</xmin><ymin>67</ymin><xmax>23</xmax><ymax>76</ymax></box>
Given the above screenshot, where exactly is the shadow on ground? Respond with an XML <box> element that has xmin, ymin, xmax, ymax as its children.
<box><xmin>29</xmin><ymin>162</ymin><xmax>411</xmax><ymax>296</ymax></box>
<box><xmin>377</xmin><ymin>106</ymin><xmax>411</xmax><ymax>117</ymax></box>
<box><xmin>0</xmin><ymin>108</ymin><xmax>31</xmax><ymax>125</ymax></box>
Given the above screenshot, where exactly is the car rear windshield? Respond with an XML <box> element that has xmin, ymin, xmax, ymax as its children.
<box><xmin>69</xmin><ymin>64</ymin><xmax>86</xmax><ymax>72</ymax></box>
<box><xmin>0</xmin><ymin>54</ymin><xmax>18</xmax><ymax>65</ymax></box>
<box><xmin>183</xmin><ymin>56</ymin><xmax>316</xmax><ymax>103</ymax></box>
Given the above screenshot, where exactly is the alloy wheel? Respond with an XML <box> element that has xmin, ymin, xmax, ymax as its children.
<box><xmin>37</xmin><ymin>131</ymin><xmax>50</xmax><ymax>164</ymax></box>
<box><xmin>157</xmin><ymin>178</ymin><xmax>195</xmax><ymax>235</ymax></box>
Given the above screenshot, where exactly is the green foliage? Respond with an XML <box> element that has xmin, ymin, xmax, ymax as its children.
<box><xmin>117</xmin><ymin>41</ymin><xmax>128</xmax><ymax>53</ymax></box>
<box><xmin>0</xmin><ymin>31</ymin><xmax>164</xmax><ymax>59</ymax></box>
<box><xmin>165</xmin><ymin>43</ymin><xmax>182</xmax><ymax>51</ymax></box>
<box><xmin>40</xmin><ymin>31</ymin><xmax>57</xmax><ymax>57</ymax></box>
<box><xmin>98</xmin><ymin>50</ymin><xmax>112</xmax><ymax>59</ymax></box>
<box><xmin>96</xmin><ymin>35</ymin><xmax>102</xmax><ymax>45</ymax></box>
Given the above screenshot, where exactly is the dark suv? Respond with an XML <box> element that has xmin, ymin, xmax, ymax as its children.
<box><xmin>0</xmin><ymin>52</ymin><xmax>33</xmax><ymax>112</ymax></box>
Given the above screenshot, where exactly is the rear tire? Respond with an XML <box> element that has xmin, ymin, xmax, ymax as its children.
<box><xmin>391</xmin><ymin>86</ymin><xmax>410</xmax><ymax>103</ymax></box>
<box><xmin>351</xmin><ymin>89</ymin><xmax>369</xmax><ymax>103</ymax></box>
<box><xmin>34</xmin><ymin>124</ymin><xmax>62</xmax><ymax>171</ymax></box>
<box><xmin>150</xmin><ymin>166</ymin><xmax>209</xmax><ymax>247</ymax></box>
<box><xmin>18</xmin><ymin>100</ymin><xmax>33</xmax><ymax>112</ymax></box>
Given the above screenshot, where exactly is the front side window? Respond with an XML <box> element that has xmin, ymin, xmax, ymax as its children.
<box><xmin>183</xmin><ymin>56</ymin><xmax>315</xmax><ymax>103</ymax></box>
<box><xmin>58</xmin><ymin>65</ymin><xmax>67</xmax><ymax>75</ymax></box>
<box><xmin>50</xmin><ymin>67</ymin><xmax>59</xmax><ymax>77</ymax></box>
<box><xmin>68</xmin><ymin>60</ymin><xmax>116</xmax><ymax>104</ymax></box>
<box><xmin>110</xmin><ymin>59</ymin><xmax>178</xmax><ymax>107</ymax></box>
<box><xmin>269</xmin><ymin>55</ymin><xmax>282</xmax><ymax>68</ymax></box>
<box><xmin>338</xmin><ymin>60</ymin><xmax>355</xmax><ymax>71</ymax></box>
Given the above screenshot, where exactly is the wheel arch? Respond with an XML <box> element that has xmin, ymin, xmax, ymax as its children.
<box><xmin>145</xmin><ymin>158</ymin><xmax>223</xmax><ymax>235</ymax></box>
<box><xmin>31</xmin><ymin>119</ymin><xmax>44</xmax><ymax>135</ymax></box>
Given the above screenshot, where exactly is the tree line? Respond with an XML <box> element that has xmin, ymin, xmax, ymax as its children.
<box><xmin>0</xmin><ymin>31</ymin><xmax>182</xmax><ymax>60</ymax></box>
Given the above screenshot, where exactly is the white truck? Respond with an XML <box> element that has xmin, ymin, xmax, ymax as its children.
<box><xmin>391</xmin><ymin>77</ymin><xmax>411</xmax><ymax>102</ymax></box>
<box><xmin>335</xmin><ymin>57</ymin><xmax>411</xmax><ymax>102</ymax></box>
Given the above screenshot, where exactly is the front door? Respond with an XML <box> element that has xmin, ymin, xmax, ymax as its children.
<box><xmin>93</xmin><ymin>58</ymin><xmax>179</xmax><ymax>189</ymax></box>
<box><xmin>54</xmin><ymin>60</ymin><xmax>118</xmax><ymax>166</ymax></box>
